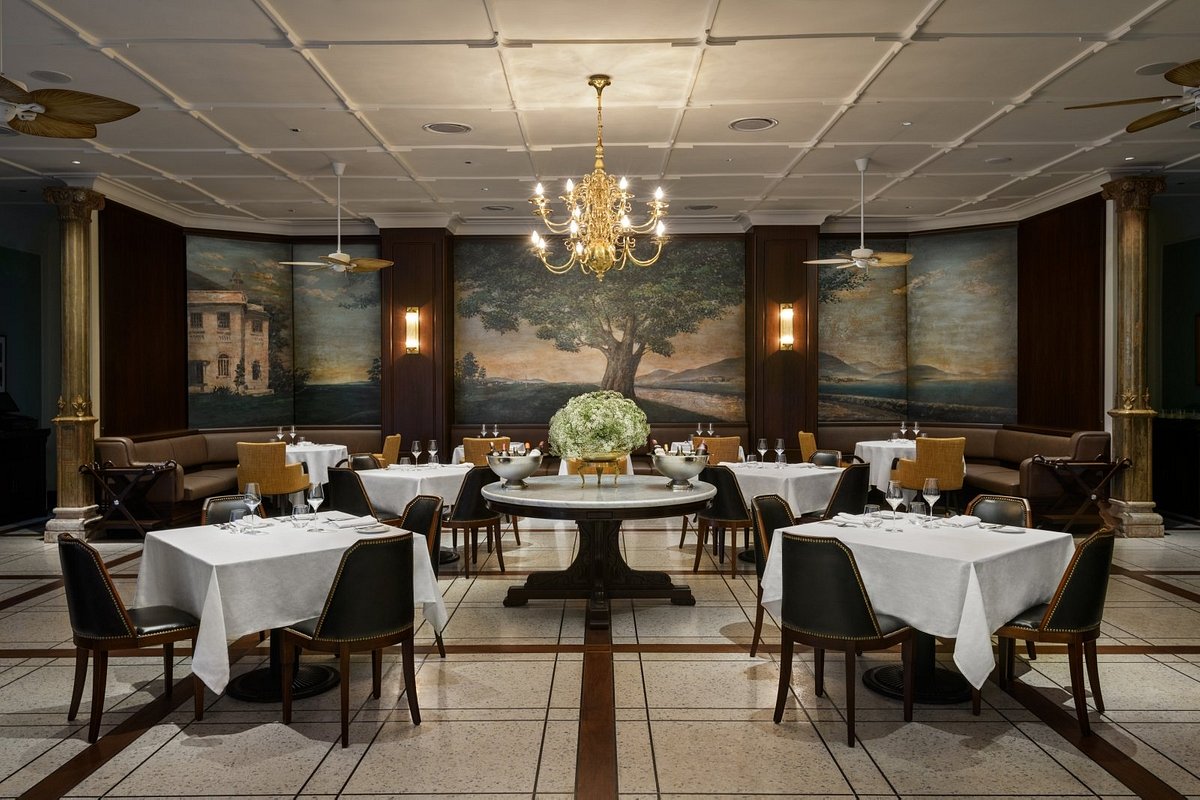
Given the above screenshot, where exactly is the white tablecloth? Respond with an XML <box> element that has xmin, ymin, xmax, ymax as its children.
<box><xmin>358</xmin><ymin>464</ymin><xmax>473</xmax><ymax>516</ymax></box>
<box><xmin>723</xmin><ymin>462</ymin><xmax>844</xmax><ymax>515</ymax></box>
<box><xmin>760</xmin><ymin>518</ymin><xmax>1074</xmax><ymax>688</ymax></box>
<box><xmin>133</xmin><ymin>516</ymin><xmax>447</xmax><ymax>694</ymax></box>
<box><xmin>285</xmin><ymin>443</ymin><xmax>349</xmax><ymax>484</ymax></box>
<box><xmin>853</xmin><ymin>440</ymin><xmax>916</xmax><ymax>489</ymax></box>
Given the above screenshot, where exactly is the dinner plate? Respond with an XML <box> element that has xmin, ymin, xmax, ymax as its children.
<box><xmin>980</xmin><ymin>523</ymin><xmax>1025</xmax><ymax>534</ymax></box>
<box><xmin>355</xmin><ymin>523</ymin><xmax>391</xmax><ymax>535</ymax></box>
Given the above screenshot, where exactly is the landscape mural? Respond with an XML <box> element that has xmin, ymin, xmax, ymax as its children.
<box><xmin>453</xmin><ymin>237</ymin><xmax>746</xmax><ymax>424</ymax></box>
<box><xmin>818</xmin><ymin>228</ymin><xmax>1017</xmax><ymax>423</ymax></box>
<box><xmin>186</xmin><ymin>236</ymin><xmax>381</xmax><ymax>429</ymax></box>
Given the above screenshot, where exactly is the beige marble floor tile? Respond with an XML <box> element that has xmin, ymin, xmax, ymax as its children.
<box><xmin>342</xmin><ymin>719</ymin><xmax>543</xmax><ymax>794</ymax></box>
<box><xmin>1013</xmin><ymin>721</ymin><xmax>1136</xmax><ymax>796</ymax></box>
<box><xmin>0</xmin><ymin>609</ymin><xmax>76</xmax><ymax>643</ymax></box>
<box><xmin>640</xmin><ymin>658</ymin><xmax>783</xmax><ymax>709</ymax></box>
<box><xmin>1027</xmin><ymin>658</ymin><xmax>1200</xmax><ymax>711</ymax></box>
<box><xmin>534</xmin><ymin>719</ymin><xmax>578</xmax><ymax>794</ymax></box>
<box><xmin>440</xmin><ymin>604</ymin><xmax>566</xmax><ymax>640</ymax></box>
<box><xmin>64</xmin><ymin>722</ymin><xmax>188</xmax><ymax>797</ymax></box>
<box><xmin>416</xmin><ymin>657</ymin><xmax>555</xmax><ymax>709</ymax></box>
<box><xmin>614</xmin><ymin>659</ymin><xmax>646</xmax><ymax>708</ymax></box>
<box><xmin>1113</xmin><ymin>722</ymin><xmax>1200</xmax><ymax>792</ymax></box>
<box><xmin>650</xmin><ymin>719</ymin><xmax>851</xmax><ymax>794</ymax></box>
<box><xmin>0</xmin><ymin>662</ymin><xmax>165</xmax><ymax>716</ymax></box>
<box><xmin>630</xmin><ymin>603</ymin><xmax>752</xmax><ymax>640</ymax></box>
<box><xmin>1103</xmin><ymin>604</ymin><xmax>1200</xmax><ymax>639</ymax></box>
<box><xmin>616</xmin><ymin>719</ymin><xmax>657</xmax><ymax>794</ymax></box>
<box><xmin>549</xmin><ymin>657</ymin><xmax>582</xmax><ymax>708</ymax></box>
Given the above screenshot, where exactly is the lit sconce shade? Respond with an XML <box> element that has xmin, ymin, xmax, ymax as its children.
<box><xmin>779</xmin><ymin>303</ymin><xmax>794</xmax><ymax>351</ymax></box>
<box><xmin>405</xmin><ymin>307</ymin><xmax>420</xmax><ymax>354</ymax></box>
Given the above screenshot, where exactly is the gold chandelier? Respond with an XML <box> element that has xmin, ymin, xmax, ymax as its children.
<box><xmin>529</xmin><ymin>75</ymin><xmax>668</xmax><ymax>281</ymax></box>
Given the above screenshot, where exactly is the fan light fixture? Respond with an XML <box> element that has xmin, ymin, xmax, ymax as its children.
<box><xmin>803</xmin><ymin>158</ymin><xmax>914</xmax><ymax>271</ymax></box>
<box><xmin>529</xmin><ymin>75</ymin><xmax>668</xmax><ymax>281</ymax></box>
<box><xmin>1066</xmin><ymin>57</ymin><xmax>1199</xmax><ymax>132</ymax></box>
<box><xmin>278</xmin><ymin>162</ymin><xmax>393</xmax><ymax>274</ymax></box>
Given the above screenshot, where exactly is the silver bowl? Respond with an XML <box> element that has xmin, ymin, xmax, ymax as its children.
<box><xmin>486</xmin><ymin>453</ymin><xmax>542</xmax><ymax>488</ymax></box>
<box><xmin>652</xmin><ymin>453</ymin><xmax>708</xmax><ymax>490</ymax></box>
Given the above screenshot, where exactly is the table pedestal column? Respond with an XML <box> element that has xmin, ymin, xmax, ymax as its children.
<box><xmin>504</xmin><ymin>519</ymin><xmax>695</xmax><ymax>629</ymax></box>
<box><xmin>225</xmin><ymin>629</ymin><xmax>340</xmax><ymax>703</ymax></box>
<box><xmin>861</xmin><ymin>632</ymin><xmax>972</xmax><ymax>705</ymax></box>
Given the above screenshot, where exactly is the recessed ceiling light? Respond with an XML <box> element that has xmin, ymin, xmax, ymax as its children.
<box><xmin>984</xmin><ymin>156</ymin><xmax>1011</xmax><ymax>164</ymax></box>
<box><xmin>482</xmin><ymin>204</ymin><xmax>514</xmax><ymax>212</ymax></box>
<box><xmin>480</xmin><ymin>186</ymin><xmax>489</xmax><ymax>191</ymax></box>
<box><xmin>728</xmin><ymin>117</ymin><xmax>777</xmax><ymax>132</ymax></box>
<box><xmin>1124</xmin><ymin>156</ymin><xmax>1136</xmax><ymax>161</ymax></box>
<box><xmin>685</xmin><ymin>204</ymin><xmax>717</xmax><ymax>211</ymax></box>
<box><xmin>900</xmin><ymin>121</ymin><xmax>913</xmax><ymax>127</ymax></box>
<box><xmin>28</xmin><ymin>69</ymin><xmax>72</xmax><ymax>84</ymax></box>
<box><xmin>1134</xmin><ymin>61</ymin><xmax>1178</xmax><ymax>76</ymax></box>
<box><xmin>289</xmin><ymin>127</ymin><xmax>301</xmax><ymax>133</ymax></box>
<box><xmin>422</xmin><ymin>122</ymin><xmax>473</xmax><ymax>135</ymax></box>
<box><xmin>71</xmin><ymin>160</ymin><xmax>81</xmax><ymax>165</ymax></box>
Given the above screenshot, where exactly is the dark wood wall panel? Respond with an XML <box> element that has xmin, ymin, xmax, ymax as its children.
<box><xmin>380</xmin><ymin>229</ymin><xmax>450</xmax><ymax>445</ymax></box>
<box><xmin>1017</xmin><ymin>193</ymin><xmax>1105</xmax><ymax>431</ymax></box>
<box><xmin>748</xmin><ymin>225</ymin><xmax>820</xmax><ymax>457</ymax></box>
<box><xmin>98</xmin><ymin>202</ymin><xmax>187</xmax><ymax>436</ymax></box>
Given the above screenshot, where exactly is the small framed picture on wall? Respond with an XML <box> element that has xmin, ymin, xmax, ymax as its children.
<box><xmin>0</xmin><ymin>335</ymin><xmax>6</xmax><ymax>392</ymax></box>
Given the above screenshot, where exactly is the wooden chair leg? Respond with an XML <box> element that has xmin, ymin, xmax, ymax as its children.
<box><xmin>339</xmin><ymin>646</ymin><xmax>351</xmax><ymax>748</ymax></box>
<box><xmin>1066</xmin><ymin>640</ymin><xmax>1091</xmax><ymax>736</ymax></box>
<box><xmin>774</xmin><ymin>630</ymin><xmax>793</xmax><ymax>723</ymax></box>
<box><xmin>68</xmin><ymin>647</ymin><xmax>88</xmax><ymax>722</ymax></box>
<box><xmin>749</xmin><ymin>586</ymin><xmax>764</xmax><ymax>658</ymax></box>
<box><xmin>435</xmin><ymin>631</ymin><xmax>446</xmax><ymax>658</ymax></box>
<box><xmin>371</xmin><ymin>648</ymin><xmax>382</xmax><ymax>699</ymax></box>
<box><xmin>88</xmin><ymin>650</ymin><xmax>108</xmax><ymax>743</ymax></box>
<box><xmin>1026</xmin><ymin>641</ymin><xmax>1037</xmax><ymax>660</ymax></box>
<box><xmin>814</xmin><ymin>647</ymin><xmax>825</xmax><ymax>697</ymax></box>
<box><xmin>493</xmin><ymin>521</ymin><xmax>505</xmax><ymax>572</ymax></box>
<box><xmin>511</xmin><ymin>516</ymin><xmax>521</xmax><ymax>546</ymax></box>
<box><xmin>1000</xmin><ymin>636</ymin><xmax>1014</xmax><ymax>688</ymax></box>
<box><xmin>163</xmin><ymin>642</ymin><xmax>174</xmax><ymax>698</ymax></box>
<box><xmin>1084</xmin><ymin>638</ymin><xmax>1104</xmax><ymax>714</ymax></box>
<box><xmin>844</xmin><ymin>648</ymin><xmax>857</xmax><ymax>747</ymax></box>
<box><xmin>192</xmin><ymin>638</ymin><xmax>204</xmax><ymax>721</ymax></box>
<box><xmin>728</xmin><ymin>526</ymin><xmax>738</xmax><ymax>577</ymax></box>
<box><xmin>971</xmin><ymin>687</ymin><xmax>981</xmax><ymax>716</ymax></box>
<box><xmin>281</xmin><ymin>637</ymin><xmax>295</xmax><ymax>725</ymax></box>
<box><xmin>901</xmin><ymin>638</ymin><xmax>914</xmax><ymax>722</ymax></box>
<box><xmin>678</xmin><ymin>515</ymin><xmax>689</xmax><ymax>548</ymax></box>
<box><xmin>716</xmin><ymin>526</ymin><xmax>725</xmax><ymax>563</ymax></box>
<box><xmin>402</xmin><ymin>636</ymin><xmax>421</xmax><ymax>725</ymax></box>
<box><xmin>692</xmin><ymin>519</ymin><xmax>709</xmax><ymax>572</ymax></box>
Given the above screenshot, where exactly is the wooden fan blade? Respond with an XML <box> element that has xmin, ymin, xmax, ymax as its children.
<box><xmin>871</xmin><ymin>252</ymin><xmax>914</xmax><ymax>267</ymax></box>
<box><xmin>0</xmin><ymin>75</ymin><xmax>33</xmax><ymax>104</ymax></box>
<box><xmin>6</xmin><ymin>116</ymin><xmax>96</xmax><ymax>138</ymax></box>
<box><xmin>804</xmin><ymin>258</ymin><xmax>854</xmax><ymax>265</ymax></box>
<box><xmin>1164</xmin><ymin>58</ymin><xmax>1200</xmax><ymax>88</ymax></box>
<box><xmin>347</xmin><ymin>257</ymin><xmax>393</xmax><ymax>271</ymax></box>
<box><xmin>836</xmin><ymin>262</ymin><xmax>861</xmax><ymax>270</ymax></box>
<box><xmin>279</xmin><ymin>261</ymin><xmax>327</xmax><ymax>267</ymax></box>
<box><xmin>30</xmin><ymin>89</ymin><xmax>139</xmax><ymax>124</ymax></box>
<box><xmin>1126</xmin><ymin>104</ymin><xmax>1196</xmax><ymax>133</ymax></box>
<box><xmin>1065</xmin><ymin>96</ymin><xmax>1180</xmax><ymax>110</ymax></box>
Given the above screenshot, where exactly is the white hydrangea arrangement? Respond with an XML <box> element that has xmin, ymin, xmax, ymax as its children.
<box><xmin>547</xmin><ymin>390</ymin><xmax>650</xmax><ymax>458</ymax></box>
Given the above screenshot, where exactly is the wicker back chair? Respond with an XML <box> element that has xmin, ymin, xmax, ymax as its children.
<box><xmin>891</xmin><ymin>436</ymin><xmax>966</xmax><ymax>492</ymax></box>
<box><xmin>374</xmin><ymin>434</ymin><xmax>402</xmax><ymax>466</ymax></box>
<box><xmin>692</xmin><ymin>435</ymin><xmax>741</xmax><ymax>465</ymax></box>
<box><xmin>797</xmin><ymin>431</ymin><xmax>817</xmax><ymax>462</ymax></box>
<box><xmin>236</xmin><ymin>441</ymin><xmax>309</xmax><ymax>496</ymax></box>
<box><xmin>462</xmin><ymin>436</ymin><xmax>510</xmax><ymax>465</ymax></box>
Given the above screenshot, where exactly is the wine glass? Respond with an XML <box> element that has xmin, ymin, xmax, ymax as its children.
<box><xmin>288</xmin><ymin>425</ymin><xmax>297</xmax><ymax>444</ymax></box>
<box><xmin>411</xmin><ymin>440</ymin><xmax>422</xmax><ymax>465</ymax></box>
<box><xmin>756</xmin><ymin>438</ymin><xmax>768</xmax><ymax>467</ymax></box>
<box><xmin>491</xmin><ymin>424</ymin><xmax>499</xmax><ymax>437</ymax></box>
<box><xmin>695</xmin><ymin>421</ymin><xmax>703</xmax><ymax>436</ymax></box>
<box><xmin>774</xmin><ymin>438</ymin><xmax>785</xmax><ymax>467</ymax></box>
<box><xmin>242</xmin><ymin>483</ymin><xmax>261</xmax><ymax>527</ymax></box>
<box><xmin>307</xmin><ymin>483</ymin><xmax>324</xmax><ymax>513</ymax></box>
<box><xmin>428</xmin><ymin>439</ymin><xmax>439</xmax><ymax>465</ymax></box>
<box><xmin>899</xmin><ymin>420</ymin><xmax>908</xmax><ymax>438</ymax></box>
<box><xmin>706</xmin><ymin>422</ymin><xmax>715</xmax><ymax>436</ymax></box>
<box><xmin>922</xmin><ymin>478</ymin><xmax>940</xmax><ymax>526</ymax></box>
<box><xmin>885</xmin><ymin>481</ymin><xmax>904</xmax><ymax>531</ymax></box>
<box><xmin>480</xmin><ymin>423</ymin><xmax>487</xmax><ymax>437</ymax></box>
<box><xmin>912</xmin><ymin>421</ymin><xmax>921</xmax><ymax>438</ymax></box>
<box><xmin>275</xmin><ymin>426</ymin><xmax>284</xmax><ymax>441</ymax></box>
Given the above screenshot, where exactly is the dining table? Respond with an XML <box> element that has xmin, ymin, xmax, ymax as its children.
<box><xmin>133</xmin><ymin>511</ymin><xmax>448</xmax><ymax>701</ymax></box>
<box><xmin>722</xmin><ymin>461</ymin><xmax>844</xmax><ymax>516</ymax></box>
<box><xmin>760</xmin><ymin>514</ymin><xmax>1075</xmax><ymax>703</ymax></box>
<box><xmin>357</xmin><ymin>463</ymin><xmax>474</xmax><ymax>517</ymax></box>
<box><xmin>285</xmin><ymin>442</ymin><xmax>349</xmax><ymax>484</ymax></box>
<box><xmin>853</xmin><ymin>439</ymin><xmax>916</xmax><ymax>490</ymax></box>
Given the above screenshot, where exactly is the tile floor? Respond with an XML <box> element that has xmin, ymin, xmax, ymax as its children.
<box><xmin>0</xmin><ymin>519</ymin><xmax>1198</xmax><ymax>798</ymax></box>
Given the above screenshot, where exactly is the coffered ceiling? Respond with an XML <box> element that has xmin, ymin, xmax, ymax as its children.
<box><xmin>0</xmin><ymin>0</ymin><xmax>1197</xmax><ymax>235</ymax></box>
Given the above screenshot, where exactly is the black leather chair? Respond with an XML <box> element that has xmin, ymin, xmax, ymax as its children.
<box><xmin>325</xmin><ymin>466</ymin><xmax>399</xmax><ymax>523</ymax></box>
<box><xmin>445</xmin><ymin>465</ymin><xmax>504</xmax><ymax>576</ymax></box>
<box><xmin>200</xmin><ymin>494</ymin><xmax>265</xmax><ymax>525</ymax></box>
<box><xmin>397</xmin><ymin>494</ymin><xmax>446</xmax><ymax>658</ymax></box>
<box><xmin>799</xmin><ymin>462</ymin><xmax>871</xmax><ymax>523</ymax></box>
<box><xmin>281</xmin><ymin>533</ymin><xmax>420</xmax><ymax>748</ymax></box>
<box><xmin>58</xmin><ymin>533</ymin><xmax>205</xmax><ymax>743</ymax></box>
<box><xmin>966</xmin><ymin>494</ymin><xmax>1032</xmax><ymax>527</ymax></box>
<box><xmin>349</xmin><ymin>453</ymin><xmax>382</xmax><ymax>470</ymax></box>
<box><xmin>773</xmin><ymin>532</ymin><xmax>914</xmax><ymax>747</ymax></box>
<box><xmin>749</xmin><ymin>494</ymin><xmax>796</xmax><ymax>657</ymax></box>
<box><xmin>691</xmin><ymin>465</ymin><xmax>752</xmax><ymax>576</ymax></box>
<box><xmin>809</xmin><ymin>450</ymin><xmax>841</xmax><ymax>466</ymax></box>
<box><xmin>996</xmin><ymin>528</ymin><xmax>1115</xmax><ymax>736</ymax></box>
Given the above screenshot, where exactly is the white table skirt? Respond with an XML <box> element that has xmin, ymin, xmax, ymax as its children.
<box><xmin>285</xmin><ymin>443</ymin><xmax>349</xmax><ymax>484</ymax></box>
<box><xmin>723</xmin><ymin>462</ymin><xmax>844</xmax><ymax>516</ymax></box>
<box><xmin>358</xmin><ymin>464</ymin><xmax>473</xmax><ymax>516</ymax></box>
<box><xmin>853</xmin><ymin>440</ymin><xmax>916</xmax><ymax>489</ymax></box>
<box><xmin>760</xmin><ymin>518</ymin><xmax>1074</xmax><ymax>688</ymax></box>
<box><xmin>133</xmin><ymin>517</ymin><xmax>447</xmax><ymax>694</ymax></box>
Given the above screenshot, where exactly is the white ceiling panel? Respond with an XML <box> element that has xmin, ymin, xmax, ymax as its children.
<box><xmin>880</xmin><ymin>174</ymin><xmax>1013</xmax><ymax>198</ymax></box>
<box><xmin>1136</xmin><ymin>1</ymin><xmax>1200</xmax><ymax>34</ymax></box>
<box><xmin>238</xmin><ymin>200</ymin><xmax>340</xmax><ymax>219</ymax></box>
<box><xmin>675</xmin><ymin>104</ymin><xmax>831</xmax><ymax>145</ymax></box>
<box><xmin>665</xmin><ymin>145</ymin><xmax>798</xmax><ymax>176</ymax></box>
<box><xmin>348</xmin><ymin>200</ymin><xmax>439</xmax><ymax>214</ymax></box>
<box><xmin>709</xmin><ymin>0</ymin><xmax>932</xmax><ymax>37</ymax></box>
<box><xmin>776</xmin><ymin>175</ymin><xmax>892</xmax><ymax>196</ymax></box>
<box><xmin>203</xmin><ymin>108</ymin><xmax>379</xmax><ymax>150</ymax></box>
<box><xmin>503</xmin><ymin>44</ymin><xmax>696</xmax><ymax>108</ymax></box>
<box><xmin>925</xmin><ymin>144</ymin><xmax>1084</xmax><ymax>173</ymax></box>
<box><xmin>694</xmin><ymin>40</ymin><xmax>893</xmax><ymax>103</ymax></box>
<box><xmin>402</xmin><ymin>148</ymin><xmax>534</xmax><ymax>179</ymax></box>
<box><xmin>114</xmin><ymin>177</ymin><xmax>213</xmax><ymax>203</ymax></box>
<box><xmin>369</xmin><ymin>109</ymin><xmax>526</xmax><ymax>148</ymax></box>
<box><xmin>260</xmin><ymin>150</ymin><xmax>411</xmax><ymax>177</ymax></box>
<box><xmin>530</xmin><ymin>146</ymin><xmax>669</xmax><ymax>180</ymax></box>
<box><xmin>130</xmin><ymin>151</ymin><xmax>282</xmax><ymax>177</ymax></box>
<box><xmin>428</xmin><ymin>178</ymin><xmax>535</xmax><ymax>200</ymax></box>
<box><xmin>0</xmin><ymin>149</ymin><xmax>143</xmax><ymax>176</ymax></box>
<box><xmin>971</xmin><ymin>103</ymin><xmax>1142</xmax><ymax>143</ymax></box>
<box><xmin>663</xmin><ymin>175</ymin><xmax>777</xmax><ymax>198</ymax></box>
<box><xmin>42</xmin><ymin>0</ymin><xmax>283</xmax><ymax>41</ymax></box>
<box><xmin>308</xmin><ymin>177</ymin><xmax>432</xmax><ymax>202</ymax></box>
<box><xmin>824</xmin><ymin>101</ymin><xmax>1002</xmax><ymax>144</ymax></box>
<box><xmin>791</xmin><ymin>145</ymin><xmax>939</xmax><ymax>174</ymax></box>
<box><xmin>1054</xmin><ymin>141</ymin><xmax>1200</xmax><ymax>172</ymax></box>
<box><xmin>991</xmin><ymin>174</ymin><xmax>1091</xmax><ymax>198</ymax></box>
<box><xmin>315</xmin><ymin>46</ymin><xmax>508</xmax><ymax>106</ymax></box>
<box><xmin>94</xmin><ymin>111</ymin><xmax>234</xmax><ymax>150</ymax></box>
<box><xmin>3</xmin><ymin>41</ymin><xmax>171</xmax><ymax>106</ymax></box>
<box><xmin>753</xmin><ymin>198</ymin><xmax>848</xmax><ymax>211</ymax></box>
<box><xmin>922</xmin><ymin>0</ymin><xmax>1150</xmax><ymax>34</ymax></box>
<box><xmin>522</xmin><ymin>106</ymin><xmax>677</xmax><ymax>147</ymax></box>
<box><xmin>492</xmin><ymin>0</ymin><xmax>708</xmax><ymax>40</ymax></box>
<box><xmin>861</xmin><ymin>198</ymin><xmax>965</xmax><ymax>216</ymax></box>
<box><xmin>187</xmin><ymin>177</ymin><xmax>322</xmax><ymax>202</ymax></box>
<box><xmin>277</xmin><ymin>0</ymin><xmax>494</xmax><ymax>41</ymax></box>
<box><xmin>1037</xmin><ymin>41</ymin><xmax>1200</xmax><ymax>102</ymax></box>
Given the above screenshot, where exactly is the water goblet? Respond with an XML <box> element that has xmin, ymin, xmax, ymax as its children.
<box><xmin>774</xmin><ymin>438</ymin><xmax>785</xmax><ymax>468</ymax></box>
<box><xmin>291</xmin><ymin>504</ymin><xmax>313</xmax><ymax>529</ymax></box>
<box><xmin>307</xmin><ymin>482</ymin><xmax>324</xmax><ymax>514</ymax></box>
<box><xmin>922</xmin><ymin>478</ymin><xmax>940</xmax><ymax>524</ymax></box>
<box><xmin>428</xmin><ymin>439</ymin><xmax>439</xmax><ymax>465</ymax></box>
<box><xmin>909</xmin><ymin>501</ymin><xmax>927</xmax><ymax>527</ymax></box>
<box><xmin>411</xmin><ymin>440</ymin><xmax>422</xmax><ymax>465</ymax></box>
<box><xmin>757</xmin><ymin>438</ymin><xmax>768</xmax><ymax>464</ymax></box>
<box><xmin>885</xmin><ymin>480</ymin><xmax>904</xmax><ymax>531</ymax></box>
<box><xmin>745</xmin><ymin>454</ymin><xmax>758</xmax><ymax>468</ymax></box>
<box><xmin>398</xmin><ymin>456</ymin><xmax>411</xmax><ymax>466</ymax></box>
<box><xmin>227</xmin><ymin>508</ymin><xmax>247</xmax><ymax>531</ymax></box>
<box><xmin>863</xmin><ymin>504</ymin><xmax>882</xmax><ymax>529</ymax></box>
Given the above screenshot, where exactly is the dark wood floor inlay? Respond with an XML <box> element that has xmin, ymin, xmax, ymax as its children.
<box><xmin>0</xmin><ymin>550</ymin><xmax>142</xmax><ymax>613</ymax></box>
<box><xmin>576</xmin><ymin>605</ymin><xmax>618</xmax><ymax>799</ymax></box>
<box><xmin>1112</xmin><ymin>565</ymin><xmax>1200</xmax><ymax>605</ymax></box>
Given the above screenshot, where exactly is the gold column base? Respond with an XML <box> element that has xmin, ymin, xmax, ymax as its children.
<box><xmin>51</xmin><ymin>412</ymin><xmax>98</xmax><ymax>539</ymax></box>
<box><xmin>1105</xmin><ymin>498</ymin><xmax>1164</xmax><ymax>538</ymax></box>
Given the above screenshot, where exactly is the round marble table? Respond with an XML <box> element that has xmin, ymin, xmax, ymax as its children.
<box><xmin>482</xmin><ymin>475</ymin><xmax>715</xmax><ymax>628</ymax></box>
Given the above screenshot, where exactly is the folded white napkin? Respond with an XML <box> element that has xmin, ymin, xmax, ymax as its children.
<box><xmin>329</xmin><ymin>515</ymin><xmax>379</xmax><ymax>528</ymax></box>
<box><xmin>833</xmin><ymin>512</ymin><xmax>863</xmax><ymax>524</ymax></box>
<box><xmin>941</xmin><ymin>515</ymin><xmax>982</xmax><ymax>528</ymax></box>
<box><xmin>234</xmin><ymin>515</ymin><xmax>270</xmax><ymax>528</ymax></box>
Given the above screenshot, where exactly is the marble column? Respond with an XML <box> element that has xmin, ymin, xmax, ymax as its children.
<box><xmin>1101</xmin><ymin>175</ymin><xmax>1164</xmax><ymax>538</ymax></box>
<box><xmin>43</xmin><ymin>187</ymin><xmax>105</xmax><ymax>543</ymax></box>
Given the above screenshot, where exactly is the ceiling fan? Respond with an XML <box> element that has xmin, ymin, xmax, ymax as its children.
<box><xmin>804</xmin><ymin>158</ymin><xmax>914</xmax><ymax>270</ymax></box>
<box><xmin>1065</xmin><ymin>58</ymin><xmax>1200</xmax><ymax>133</ymax></box>
<box><xmin>279</xmin><ymin>162</ymin><xmax>393</xmax><ymax>273</ymax></box>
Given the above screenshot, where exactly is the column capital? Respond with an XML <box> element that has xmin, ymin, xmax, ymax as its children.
<box><xmin>43</xmin><ymin>187</ymin><xmax>105</xmax><ymax>221</ymax></box>
<box><xmin>1101</xmin><ymin>175</ymin><xmax>1165</xmax><ymax>211</ymax></box>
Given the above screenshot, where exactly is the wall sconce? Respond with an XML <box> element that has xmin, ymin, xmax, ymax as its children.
<box><xmin>779</xmin><ymin>303</ymin><xmax>794</xmax><ymax>351</ymax></box>
<box><xmin>405</xmin><ymin>307</ymin><xmax>420</xmax><ymax>354</ymax></box>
